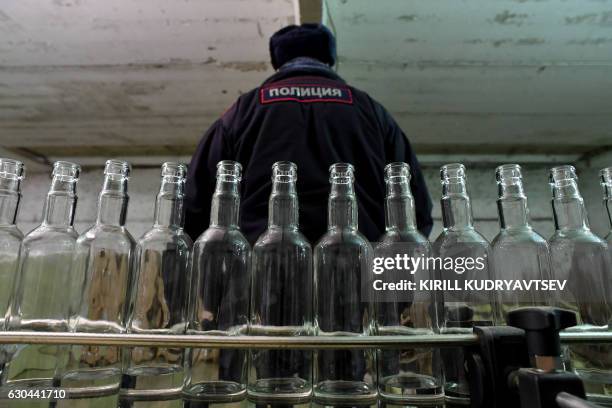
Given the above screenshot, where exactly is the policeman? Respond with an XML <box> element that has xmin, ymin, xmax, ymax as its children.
<box><xmin>185</xmin><ymin>23</ymin><xmax>433</xmax><ymax>244</ymax></box>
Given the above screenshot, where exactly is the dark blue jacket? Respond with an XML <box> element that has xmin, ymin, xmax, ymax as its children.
<box><xmin>185</xmin><ymin>60</ymin><xmax>433</xmax><ymax>244</ymax></box>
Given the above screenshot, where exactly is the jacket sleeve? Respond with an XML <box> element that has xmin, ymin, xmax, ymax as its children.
<box><xmin>184</xmin><ymin>119</ymin><xmax>234</xmax><ymax>241</ymax></box>
<box><xmin>380</xmin><ymin>107</ymin><xmax>434</xmax><ymax>237</ymax></box>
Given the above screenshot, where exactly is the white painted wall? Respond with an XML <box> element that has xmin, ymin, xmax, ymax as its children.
<box><xmin>15</xmin><ymin>161</ymin><xmax>611</xmax><ymax>243</ymax></box>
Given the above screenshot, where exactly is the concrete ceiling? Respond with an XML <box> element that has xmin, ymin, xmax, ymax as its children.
<box><xmin>0</xmin><ymin>0</ymin><xmax>611</xmax><ymax>170</ymax></box>
<box><xmin>0</xmin><ymin>0</ymin><xmax>296</xmax><ymax>170</ymax></box>
<box><xmin>325</xmin><ymin>0</ymin><xmax>612</xmax><ymax>160</ymax></box>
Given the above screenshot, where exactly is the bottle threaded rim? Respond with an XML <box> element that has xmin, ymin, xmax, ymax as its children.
<box><xmin>329</xmin><ymin>163</ymin><xmax>354</xmax><ymax>183</ymax></box>
<box><xmin>496</xmin><ymin>163</ymin><xmax>522</xmax><ymax>183</ymax></box>
<box><xmin>272</xmin><ymin>161</ymin><xmax>297</xmax><ymax>182</ymax></box>
<box><xmin>440</xmin><ymin>163</ymin><xmax>466</xmax><ymax>182</ymax></box>
<box><xmin>53</xmin><ymin>161</ymin><xmax>81</xmax><ymax>180</ymax></box>
<box><xmin>104</xmin><ymin>159</ymin><xmax>131</xmax><ymax>177</ymax></box>
<box><xmin>216</xmin><ymin>160</ymin><xmax>242</xmax><ymax>182</ymax></box>
<box><xmin>0</xmin><ymin>158</ymin><xmax>25</xmax><ymax>181</ymax></box>
<box><xmin>549</xmin><ymin>165</ymin><xmax>577</xmax><ymax>184</ymax></box>
<box><xmin>161</xmin><ymin>162</ymin><xmax>187</xmax><ymax>180</ymax></box>
<box><xmin>600</xmin><ymin>167</ymin><xmax>612</xmax><ymax>185</ymax></box>
<box><xmin>384</xmin><ymin>162</ymin><xmax>410</xmax><ymax>183</ymax></box>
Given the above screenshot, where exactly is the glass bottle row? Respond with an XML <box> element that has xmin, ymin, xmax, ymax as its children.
<box><xmin>0</xmin><ymin>160</ymin><xmax>191</xmax><ymax>406</ymax></box>
<box><xmin>0</xmin><ymin>157</ymin><xmax>611</xmax><ymax>406</ymax></box>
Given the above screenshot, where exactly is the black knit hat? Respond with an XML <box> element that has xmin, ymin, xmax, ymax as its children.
<box><xmin>269</xmin><ymin>23</ymin><xmax>336</xmax><ymax>70</ymax></box>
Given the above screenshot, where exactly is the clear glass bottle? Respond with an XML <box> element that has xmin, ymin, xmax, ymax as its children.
<box><xmin>432</xmin><ymin>163</ymin><xmax>495</xmax><ymax>404</ymax></box>
<box><xmin>3</xmin><ymin>161</ymin><xmax>80</xmax><ymax>396</ymax></box>
<box><xmin>63</xmin><ymin>159</ymin><xmax>135</xmax><ymax>403</ymax></box>
<box><xmin>602</xmin><ymin>167</ymin><xmax>612</xmax><ymax>246</ymax></box>
<box><xmin>548</xmin><ymin>165</ymin><xmax>612</xmax><ymax>402</ymax></box>
<box><xmin>249</xmin><ymin>161</ymin><xmax>313</xmax><ymax>404</ymax></box>
<box><xmin>122</xmin><ymin>163</ymin><xmax>192</xmax><ymax>401</ymax></box>
<box><xmin>0</xmin><ymin>159</ymin><xmax>24</xmax><ymax>382</ymax></box>
<box><xmin>0</xmin><ymin>159</ymin><xmax>25</xmax><ymax>328</ymax></box>
<box><xmin>313</xmin><ymin>163</ymin><xmax>376</xmax><ymax>406</ymax></box>
<box><xmin>491</xmin><ymin>164</ymin><xmax>552</xmax><ymax>321</ymax></box>
<box><xmin>184</xmin><ymin>160</ymin><xmax>251</xmax><ymax>404</ymax></box>
<box><xmin>375</xmin><ymin>162</ymin><xmax>443</xmax><ymax>404</ymax></box>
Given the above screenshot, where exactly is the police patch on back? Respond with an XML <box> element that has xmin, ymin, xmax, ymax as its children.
<box><xmin>260</xmin><ymin>83</ymin><xmax>353</xmax><ymax>105</ymax></box>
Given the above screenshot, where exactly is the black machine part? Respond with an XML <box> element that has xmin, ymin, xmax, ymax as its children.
<box><xmin>507</xmin><ymin>307</ymin><xmax>577</xmax><ymax>364</ymax></box>
<box><xmin>466</xmin><ymin>325</ymin><xmax>529</xmax><ymax>408</ymax></box>
<box><xmin>507</xmin><ymin>307</ymin><xmax>592</xmax><ymax>408</ymax></box>
<box><xmin>467</xmin><ymin>307</ymin><xmax>598</xmax><ymax>408</ymax></box>
<box><xmin>516</xmin><ymin>369</ymin><xmax>587</xmax><ymax>408</ymax></box>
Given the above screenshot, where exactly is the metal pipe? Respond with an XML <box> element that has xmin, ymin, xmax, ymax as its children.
<box><xmin>559</xmin><ymin>331</ymin><xmax>612</xmax><ymax>344</ymax></box>
<box><xmin>0</xmin><ymin>331</ymin><xmax>609</xmax><ymax>349</ymax></box>
<box><xmin>0</xmin><ymin>332</ymin><xmax>476</xmax><ymax>349</ymax></box>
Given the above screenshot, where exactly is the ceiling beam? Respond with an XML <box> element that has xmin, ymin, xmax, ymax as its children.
<box><xmin>577</xmin><ymin>147</ymin><xmax>612</xmax><ymax>170</ymax></box>
<box><xmin>0</xmin><ymin>147</ymin><xmax>50</xmax><ymax>173</ymax></box>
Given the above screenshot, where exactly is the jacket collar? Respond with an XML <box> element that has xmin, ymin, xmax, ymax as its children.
<box><xmin>263</xmin><ymin>57</ymin><xmax>345</xmax><ymax>84</ymax></box>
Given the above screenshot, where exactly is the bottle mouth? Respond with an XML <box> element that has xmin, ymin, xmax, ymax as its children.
<box><xmin>440</xmin><ymin>163</ymin><xmax>466</xmax><ymax>182</ymax></box>
<box><xmin>496</xmin><ymin>163</ymin><xmax>522</xmax><ymax>183</ymax></box>
<box><xmin>53</xmin><ymin>161</ymin><xmax>81</xmax><ymax>181</ymax></box>
<box><xmin>216</xmin><ymin>160</ymin><xmax>242</xmax><ymax>182</ymax></box>
<box><xmin>384</xmin><ymin>162</ymin><xmax>410</xmax><ymax>183</ymax></box>
<box><xmin>601</xmin><ymin>167</ymin><xmax>612</xmax><ymax>186</ymax></box>
<box><xmin>104</xmin><ymin>159</ymin><xmax>131</xmax><ymax>177</ymax></box>
<box><xmin>0</xmin><ymin>158</ymin><xmax>25</xmax><ymax>181</ymax></box>
<box><xmin>329</xmin><ymin>162</ymin><xmax>354</xmax><ymax>183</ymax></box>
<box><xmin>549</xmin><ymin>164</ymin><xmax>577</xmax><ymax>186</ymax></box>
<box><xmin>161</xmin><ymin>162</ymin><xmax>187</xmax><ymax>181</ymax></box>
<box><xmin>271</xmin><ymin>161</ymin><xmax>297</xmax><ymax>182</ymax></box>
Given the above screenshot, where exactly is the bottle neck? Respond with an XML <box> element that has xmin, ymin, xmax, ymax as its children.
<box><xmin>210</xmin><ymin>179</ymin><xmax>240</xmax><ymax>228</ymax></box>
<box><xmin>606</xmin><ymin>197</ymin><xmax>612</xmax><ymax>232</ymax></box>
<box><xmin>154</xmin><ymin>178</ymin><xmax>184</xmax><ymax>228</ymax></box>
<box><xmin>43</xmin><ymin>177</ymin><xmax>77</xmax><ymax>227</ymax></box>
<box><xmin>96</xmin><ymin>176</ymin><xmax>128</xmax><ymax>227</ymax></box>
<box><xmin>0</xmin><ymin>176</ymin><xmax>20</xmax><ymax>225</ymax></box>
<box><xmin>441</xmin><ymin>179</ymin><xmax>473</xmax><ymax>230</ymax></box>
<box><xmin>497</xmin><ymin>182</ymin><xmax>530</xmax><ymax>230</ymax></box>
<box><xmin>269</xmin><ymin>181</ymin><xmax>298</xmax><ymax>229</ymax></box>
<box><xmin>0</xmin><ymin>193</ymin><xmax>19</xmax><ymax>226</ymax></box>
<box><xmin>329</xmin><ymin>182</ymin><xmax>357</xmax><ymax>230</ymax></box>
<box><xmin>603</xmin><ymin>183</ymin><xmax>612</xmax><ymax>231</ymax></box>
<box><xmin>552</xmin><ymin>179</ymin><xmax>589</xmax><ymax>231</ymax></box>
<box><xmin>385</xmin><ymin>181</ymin><xmax>416</xmax><ymax>232</ymax></box>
